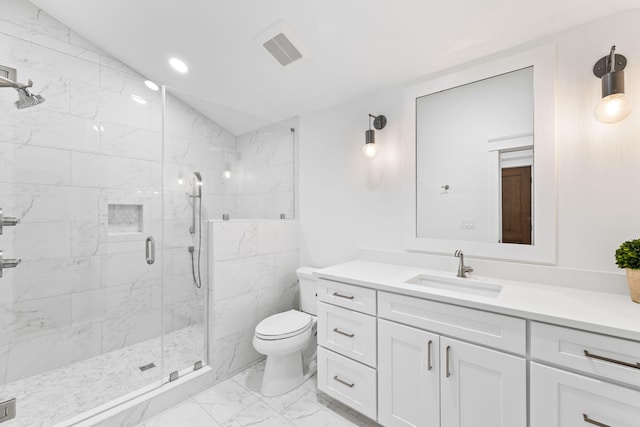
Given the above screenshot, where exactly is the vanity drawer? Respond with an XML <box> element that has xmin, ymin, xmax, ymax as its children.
<box><xmin>317</xmin><ymin>346</ymin><xmax>377</xmax><ymax>421</ymax></box>
<box><xmin>318</xmin><ymin>302</ymin><xmax>377</xmax><ymax>367</ymax></box>
<box><xmin>531</xmin><ymin>322</ymin><xmax>640</xmax><ymax>388</ymax></box>
<box><xmin>378</xmin><ymin>291</ymin><xmax>526</xmax><ymax>354</ymax></box>
<box><xmin>531</xmin><ymin>362</ymin><xmax>640</xmax><ymax>427</ymax></box>
<box><xmin>317</xmin><ymin>279</ymin><xmax>377</xmax><ymax>316</ymax></box>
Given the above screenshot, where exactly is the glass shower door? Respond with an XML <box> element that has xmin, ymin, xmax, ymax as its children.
<box><xmin>159</xmin><ymin>87</ymin><xmax>219</xmax><ymax>378</ymax></box>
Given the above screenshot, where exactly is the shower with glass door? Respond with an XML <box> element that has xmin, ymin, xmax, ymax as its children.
<box><xmin>0</xmin><ymin>19</ymin><xmax>209</xmax><ymax>423</ymax></box>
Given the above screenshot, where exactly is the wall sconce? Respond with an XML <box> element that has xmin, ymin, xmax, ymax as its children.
<box><xmin>222</xmin><ymin>162</ymin><xmax>232</xmax><ymax>180</ymax></box>
<box><xmin>593</xmin><ymin>45</ymin><xmax>633</xmax><ymax>123</ymax></box>
<box><xmin>363</xmin><ymin>114</ymin><xmax>387</xmax><ymax>159</ymax></box>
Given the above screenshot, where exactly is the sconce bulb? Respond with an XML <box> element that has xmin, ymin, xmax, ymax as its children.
<box><xmin>222</xmin><ymin>170</ymin><xmax>232</xmax><ymax>179</ymax></box>
<box><xmin>594</xmin><ymin>93</ymin><xmax>633</xmax><ymax>124</ymax></box>
<box><xmin>362</xmin><ymin>142</ymin><xmax>378</xmax><ymax>159</ymax></box>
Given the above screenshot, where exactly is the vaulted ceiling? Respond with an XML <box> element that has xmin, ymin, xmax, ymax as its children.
<box><xmin>30</xmin><ymin>0</ymin><xmax>638</xmax><ymax>134</ymax></box>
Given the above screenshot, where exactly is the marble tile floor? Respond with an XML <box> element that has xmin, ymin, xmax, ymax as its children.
<box><xmin>138</xmin><ymin>360</ymin><xmax>380</xmax><ymax>427</ymax></box>
<box><xmin>0</xmin><ymin>324</ymin><xmax>204</xmax><ymax>427</ymax></box>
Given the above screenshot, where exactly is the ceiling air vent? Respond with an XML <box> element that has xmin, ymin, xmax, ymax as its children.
<box><xmin>256</xmin><ymin>21</ymin><xmax>310</xmax><ymax>69</ymax></box>
<box><xmin>263</xmin><ymin>33</ymin><xmax>303</xmax><ymax>67</ymax></box>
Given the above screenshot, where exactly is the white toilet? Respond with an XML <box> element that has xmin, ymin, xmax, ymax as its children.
<box><xmin>253</xmin><ymin>267</ymin><xmax>318</xmax><ymax>397</ymax></box>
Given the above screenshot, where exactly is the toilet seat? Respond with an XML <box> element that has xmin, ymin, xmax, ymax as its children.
<box><xmin>255</xmin><ymin>310</ymin><xmax>312</xmax><ymax>340</ymax></box>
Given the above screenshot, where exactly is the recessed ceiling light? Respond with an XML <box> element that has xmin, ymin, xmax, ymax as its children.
<box><xmin>144</xmin><ymin>80</ymin><xmax>159</xmax><ymax>91</ymax></box>
<box><xmin>169</xmin><ymin>57</ymin><xmax>189</xmax><ymax>74</ymax></box>
<box><xmin>130</xmin><ymin>94</ymin><xmax>147</xmax><ymax>105</ymax></box>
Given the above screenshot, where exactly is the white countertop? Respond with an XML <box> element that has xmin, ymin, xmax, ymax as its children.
<box><xmin>316</xmin><ymin>260</ymin><xmax>640</xmax><ymax>342</ymax></box>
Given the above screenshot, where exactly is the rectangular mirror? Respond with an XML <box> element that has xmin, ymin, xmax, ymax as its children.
<box><xmin>404</xmin><ymin>45</ymin><xmax>556</xmax><ymax>264</ymax></box>
<box><xmin>417</xmin><ymin>67</ymin><xmax>534</xmax><ymax>244</ymax></box>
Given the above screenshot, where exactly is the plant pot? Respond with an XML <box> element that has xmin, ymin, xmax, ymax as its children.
<box><xmin>626</xmin><ymin>268</ymin><xmax>640</xmax><ymax>303</ymax></box>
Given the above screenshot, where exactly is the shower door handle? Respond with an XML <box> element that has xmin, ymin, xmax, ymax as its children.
<box><xmin>145</xmin><ymin>236</ymin><xmax>155</xmax><ymax>265</ymax></box>
<box><xmin>0</xmin><ymin>208</ymin><xmax>19</xmax><ymax>235</ymax></box>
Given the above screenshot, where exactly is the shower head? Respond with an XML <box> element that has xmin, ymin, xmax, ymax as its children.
<box><xmin>15</xmin><ymin>88</ymin><xmax>45</xmax><ymax>109</ymax></box>
<box><xmin>193</xmin><ymin>171</ymin><xmax>202</xmax><ymax>183</ymax></box>
<box><xmin>0</xmin><ymin>76</ymin><xmax>46</xmax><ymax>109</ymax></box>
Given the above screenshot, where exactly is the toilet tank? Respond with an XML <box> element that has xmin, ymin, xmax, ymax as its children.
<box><xmin>297</xmin><ymin>267</ymin><xmax>318</xmax><ymax>316</ymax></box>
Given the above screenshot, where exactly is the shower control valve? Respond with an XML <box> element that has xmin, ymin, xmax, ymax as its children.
<box><xmin>0</xmin><ymin>208</ymin><xmax>19</xmax><ymax>235</ymax></box>
<box><xmin>0</xmin><ymin>250</ymin><xmax>21</xmax><ymax>278</ymax></box>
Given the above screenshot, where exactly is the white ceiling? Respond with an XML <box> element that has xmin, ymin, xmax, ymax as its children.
<box><xmin>30</xmin><ymin>0</ymin><xmax>638</xmax><ymax>135</ymax></box>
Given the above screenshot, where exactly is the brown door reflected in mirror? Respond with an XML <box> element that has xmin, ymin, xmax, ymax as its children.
<box><xmin>501</xmin><ymin>166</ymin><xmax>532</xmax><ymax>245</ymax></box>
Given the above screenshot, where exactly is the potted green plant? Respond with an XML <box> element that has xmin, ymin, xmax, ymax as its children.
<box><xmin>615</xmin><ymin>238</ymin><xmax>640</xmax><ymax>303</ymax></box>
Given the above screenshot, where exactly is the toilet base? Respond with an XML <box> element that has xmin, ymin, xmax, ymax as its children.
<box><xmin>261</xmin><ymin>351</ymin><xmax>307</xmax><ymax>397</ymax></box>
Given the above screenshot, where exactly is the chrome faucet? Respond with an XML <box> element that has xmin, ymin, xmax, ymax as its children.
<box><xmin>454</xmin><ymin>250</ymin><xmax>473</xmax><ymax>278</ymax></box>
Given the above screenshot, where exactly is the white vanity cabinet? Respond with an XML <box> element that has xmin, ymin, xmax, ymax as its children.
<box><xmin>316</xmin><ymin>279</ymin><xmax>378</xmax><ymax>420</ymax></box>
<box><xmin>377</xmin><ymin>295</ymin><xmax>527</xmax><ymax>427</ymax></box>
<box><xmin>316</xmin><ymin>262</ymin><xmax>640</xmax><ymax>427</ymax></box>
<box><xmin>530</xmin><ymin>322</ymin><xmax>640</xmax><ymax>427</ymax></box>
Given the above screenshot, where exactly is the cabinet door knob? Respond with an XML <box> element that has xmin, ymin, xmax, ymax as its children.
<box><xmin>427</xmin><ymin>340</ymin><xmax>433</xmax><ymax>371</ymax></box>
<box><xmin>582</xmin><ymin>413</ymin><xmax>610</xmax><ymax>427</ymax></box>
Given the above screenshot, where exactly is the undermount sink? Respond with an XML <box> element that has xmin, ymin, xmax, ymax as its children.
<box><xmin>405</xmin><ymin>274</ymin><xmax>503</xmax><ymax>298</ymax></box>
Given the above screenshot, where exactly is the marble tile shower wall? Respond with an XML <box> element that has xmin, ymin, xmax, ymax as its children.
<box><xmin>0</xmin><ymin>0</ymin><xmax>234</xmax><ymax>383</ymax></box>
<box><xmin>232</xmin><ymin>120</ymin><xmax>296</xmax><ymax>219</ymax></box>
<box><xmin>209</xmin><ymin>219</ymin><xmax>299</xmax><ymax>380</ymax></box>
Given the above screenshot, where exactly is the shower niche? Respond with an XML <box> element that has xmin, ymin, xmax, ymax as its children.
<box><xmin>108</xmin><ymin>203</ymin><xmax>144</xmax><ymax>234</ymax></box>
<box><xmin>100</xmin><ymin>195</ymin><xmax>152</xmax><ymax>243</ymax></box>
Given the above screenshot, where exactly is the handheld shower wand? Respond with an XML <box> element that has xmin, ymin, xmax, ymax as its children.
<box><xmin>193</xmin><ymin>171</ymin><xmax>202</xmax><ymax>197</ymax></box>
<box><xmin>188</xmin><ymin>171</ymin><xmax>202</xmax><ymax>234</ymax></box>
<box><xmin>187</xmin><ymin>172</ymin><xmax>203</xmax><ymax>289</ymax></box>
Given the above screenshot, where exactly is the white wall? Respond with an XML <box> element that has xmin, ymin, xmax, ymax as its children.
<box><xmin>299</xmin><ymin>87</ymin><xmax>405</xmax><ymax>267</ymax></box>
<box><xmin>299</xmin><ymin>9</ymin><xmax>640</xmax><ymax>282</ymax></box>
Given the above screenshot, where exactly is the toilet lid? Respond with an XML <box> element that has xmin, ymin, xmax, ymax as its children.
<box><xmin>255</xmin><ymin>310</ymin><xmax>312</xmax><ymax>340</ymax></box>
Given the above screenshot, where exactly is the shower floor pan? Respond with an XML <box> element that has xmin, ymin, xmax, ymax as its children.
<box><xmin>0</xmin><ymin>324</ymin><xmax>204</xmax><ymax>427</ymax></box>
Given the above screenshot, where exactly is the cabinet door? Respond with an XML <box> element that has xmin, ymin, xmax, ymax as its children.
<box><xmin>378</xmin><ymin>319</ymin><xmax>439</xmax><ymax>427</ymax></box>
<box><xmin>440</xmin><ymin>337</ymin><xmax>526</xmax><ymax>427</ymax></box>
<box><xmin>531</xmin><ymin>362</ymin><xmax>640</xmax><ymax>427</ymax></box>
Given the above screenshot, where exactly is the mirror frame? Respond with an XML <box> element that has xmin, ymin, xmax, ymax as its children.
<box><xmin>403</xmin><ymin>44</ymin><xmax>557</xmax><ymax>264</ymax></box>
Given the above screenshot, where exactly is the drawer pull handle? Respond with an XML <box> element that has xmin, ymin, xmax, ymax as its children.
<box><xmin>333</xmin><ymin>328</ymin><xmax>354</xmax><ymax>338</ymax></box>
<box><xmin>427</xmin><ymin>340</ymin><xmax>433</xmax><ymax>371</ymax></box>
<box><xmin>332</xmin><ymin>292</ymin><xmax>354</xmax><ymax>300</ymax></box>
<box><xmin>445</xmin><ymin>345</ymin><xmax>451</xmax><ymax>378</ymax></box>
<box><xmin>333</xmin><ymin>375</ymin><xmax>355</xmax><ymax>388</ymax></box>
<box><xmin>583</xmin><ymin>350</ymin><xmax>640</xmax><ymax>370</ymax></box>
<box><xmin>582</xmin><ymin>413</ymin><xmax>610</xmax><ymax>427</ymax></box>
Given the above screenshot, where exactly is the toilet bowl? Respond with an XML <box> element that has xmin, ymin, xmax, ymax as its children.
<box><xmin>253</xmin><ymin>267</ymin><xmax>318</xmax><ymax>397</ymax></box>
